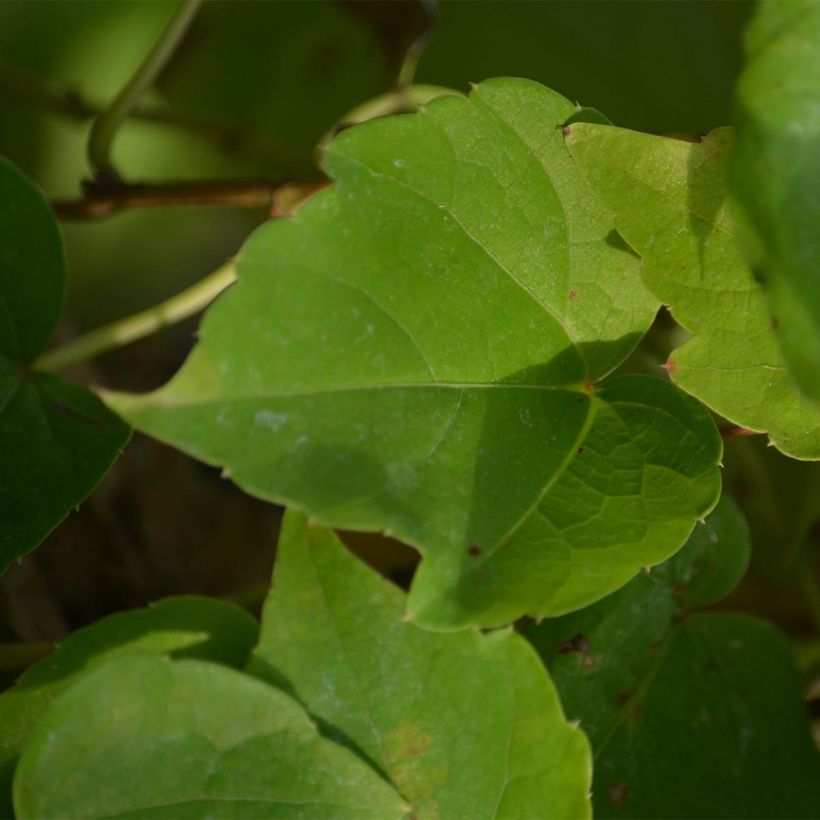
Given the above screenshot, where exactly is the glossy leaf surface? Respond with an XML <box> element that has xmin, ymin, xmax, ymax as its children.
<box><xmin>108</xmin><ymin>79</ymin><xmax>722</xmax><ymax>628</ymax></box>
<box><xmin>525</xmin><ymin>497</ymin><xmax>820</xmax><ymax>818</ymax></box>
<box><xmin>567</xmin><ymin>123</ymin><xmax>820</xmax><ymax>459</ymax></box>
<box><xmin>0</xmin><ymin>160</ymin><xmax>130</xmax><ymax>571</ymax></box>
<box><xmin>248</xmin><ymin>510</ymin><xmax>591</xmax><ymax>820</ymax></box>
<box><xmin>0</xmin><ymin>596</ymin><xmax>258</xmax><ymax>815</ymax></box>
<box><xmin>732</xmin><ymin>0</ymin><xmax>820</xmax><ymax>402</ymax></box>
<box><xmin>13</xmin><ymin>655</ymin><xmax>406</xmax><ymax>819</ymax></box>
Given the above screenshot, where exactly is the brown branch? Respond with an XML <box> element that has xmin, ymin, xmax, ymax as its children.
<box><xmin>51</xmin><ymin>179</ymin><xmax>288</xmax><ymax>221</ymax></box>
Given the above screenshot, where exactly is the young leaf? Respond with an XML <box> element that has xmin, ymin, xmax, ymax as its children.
<box><xmin>247</xmin><ymin>509</ymin><xmax>591</xmax><ymax>820</ymax></box>
<box><xmin>0</xmin><ymin>159</ymin><xmax>130</xmax><ymax>572</ymax></box>
<box><xmin>567</xmin><ymin>124</ymin><xmax>820</xmax><ymax>459</ymax></box>
<box><xmin>106</xmin><ymin>79</ymin><xmax>721</xmax><ymax>628</ymax></box>
<box><xmin>13</xmin><ymin>655</ymin><xmax>407</xmax><ymax>819</ymax></box>
<box><xmin>525</xmin><ymin>497</ymin><xmax>820</xmax><ymax>818</ymax></box>
<box><xmin>0</xmin><ymin>596</ymin><xmax>258</xmax><ymax>816</ymax></box>
<box><xmin>732</xmin><ymin>0</ymin><xmax>820</xmax><ymax>403</ymax></box>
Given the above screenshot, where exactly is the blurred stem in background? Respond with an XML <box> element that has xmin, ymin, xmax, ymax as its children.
<box><xmin>87</xmin><ymin>0</ymin><xmax>202</xmax><ymax>181</ymax></box>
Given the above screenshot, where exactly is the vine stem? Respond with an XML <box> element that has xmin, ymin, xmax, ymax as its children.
<box><xmin>36</xmin><ymin>262</ymin><xmax>236</xmax><ymax>373</ymax></box>
<box><xmin>87</xmin><ymin>0</ymin><xmax>202</xmax><ymax>177</ymax></box>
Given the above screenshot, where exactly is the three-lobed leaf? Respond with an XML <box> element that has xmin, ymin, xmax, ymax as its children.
<box><xmin>566</xmin><ymin>123</ymin><xmax>820</xmax><ymax>459</ymax></box>
<box><xmin>0</xmin><ymin>158</ymin><xmax>130</xmax><ymax>572</ymax></box>
<box><xmin>247</xmin><ymin>509</ymin><xmax>592</xmax><ymax>819</ymax></box>
<box><xmin>107</xmin><ymin>78</ymin><xmax>721</xmax><ymax>629</ymax></box>
<box><xmin>732</xmin><ymin>0</ymin><xmax>820</xmax><ymax>403</ymax></box>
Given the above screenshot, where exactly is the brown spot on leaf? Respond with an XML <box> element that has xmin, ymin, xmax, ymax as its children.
<box><xmin>562</xmin><ymin>125</ymin><xmax>572</xmax><ymax>136</ymax></box>
<box><xmin>568</xmin><ymin>288</ymin><xmax>578</xmax><ymax>300</ymax></box>
<box><xmin>468</xmin><ymin>544</ymin><xmax>481</xmax><ymax>556</ymax></box>
<box><xmin>560</xmin><ymin>633</ymin><xmax>591</xmax><ymax>654</ymax></box>
<box><xmin>610</xmin><ymin>784</ymin><xmax>629</xmax><ymax>806</ymax></box>
<box><xmin>576</xmin><ymin>446</ymin><xmax>585</xmax><ymax>454</ymax></box>
<box><xmin>615</xmin><ymin>690</ymin><xmax>632</xmax><ymax>707</ymax></box>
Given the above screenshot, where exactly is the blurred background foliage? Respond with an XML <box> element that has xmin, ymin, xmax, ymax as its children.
<box><xmin>0</xmin><ymin>1</ymin><xmax>817</xmax><ymax>725</ymax></box>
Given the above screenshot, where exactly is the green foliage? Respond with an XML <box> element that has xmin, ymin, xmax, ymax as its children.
<box><xmin>1</xmin><ymin>5</ymin><xmax>819</xmax><ymax>817</ymax></box>
<box><xmin>732</xmin><ymin>0</ymin><xmax>820</xmax><ymax>403</ymax></box>
<box><xmin>13</xmin><ymin>655</ymin><xmax>407</xmax><ymax>819</ymax></box>
<box><xmin>107</xmin><ymin>79</ymin><xmax>721</xmax><ymax>630</ymax></box>
<box><xmin>0</xmin><ymin>159</ymin><xmax>129</xmax><ymax>572</ymax></box>
<box><xmin>525</xmin><ymin>496</ymin><xmax>820</xmax><ymax>818</ymax></box>
<box><xmin>0</xmin><ymin>596</ymin><xmax>258</xmax><ymax>816</ymax></box>
<box><xmin>566</xmin><ymin>124</ymin><xmax>820</xmax><ymax>459</ymax></box>
<box><xmin>249</xmin><ymin>510</ymin><xmax>591</xmax><ymax>819</ymax></box>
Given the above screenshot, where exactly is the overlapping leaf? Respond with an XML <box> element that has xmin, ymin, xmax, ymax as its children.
<box><xmin>0</xmin><ymin>596</ymin><xmax>258</xmax><ymax>815</ymax></box>
<box><xmin>0</xmin><ymin>158</ymin><xmax>130</xmax><ymax>572</ymax></box>
<box><xmin>13</xmin><ymin>655</ymin><xmax>406</xmax><ymax>819</ymax></box>
<box><xmin>247</xmin><ymin>510</ymin><xmax>591</xmax><ymax>819</ymax></box>
<box><xmin>567</xmin><ymin>124</ymin><xmax>820</xmax><ymax>459</ymax></box>
<box><xmin>107</xmin><ymin>79</ymin><xmax>721</xmax><ymax>628</ymax></box>
<box><xmin>525</xmin><ymin>496</ymin><xmax>820</xmax><ymax>818</ymax></box>
<box><xmin>732</xmin><ymin>0</ymin><xmax>820</xmax><ymax>404</ymax></box>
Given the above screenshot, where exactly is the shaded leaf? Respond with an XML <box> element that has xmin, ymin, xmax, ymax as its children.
<box><xmin>525</xmin><ymin>497</ymin><xmax>820</xmax><ymax>818</ymax></box>
<box><xmin>0</xmin><ymin>159</ymin><xmax>130</xmax><ymax>570</ymax></box>
<box><xmin>13</xmin><ymin>655</ymin><xmax>406</xmax><ymax>819</ymax></box>
<box><xmin>0</xmin><ymin>371</ymin><xmax>130</xmax><ymax>573</ymax></box>
<box><xmin>0</xmin><ymin>158</ymin><xmax>64</xmax><ymax>364</ymax></box>
<box><xmin>247</xmin><ymin>510</ymin><xmax>591</xmax><ymax>820</ymax></box>
<box><xmin>0</xmin><ymin>595</ymin><xmax>258</xmax><ymax>815</ymax></box>
<box><xmin>567</xmin><ymin>123</ymin><xmax>820</xmax><ymax>459</ymax></box>
<box><xmin>107</xmin><ymin>79</ymin><xmax>721</xmax><ymax>628</ymax></box>
<box><xmin>732</xmin><ymin>0</ymin><xmax>820</xmax><ymax>402</ymax></box>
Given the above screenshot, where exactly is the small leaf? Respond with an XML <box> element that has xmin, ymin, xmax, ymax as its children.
<box><xmin>567</xmin><ymin>123</ymin><xmax>820</xmax><ymax>459</ymax></box>
<box><xmin>247</xmin><ymin>509</ymin><xmax>591</xmax><ymax>820</ymax></box>
<box><xmin>525</xmin><ymin>498</ymin><xmax>820</xmax><ymax>818</ymax></box>
<box><xmin>0</xmin><ymin>370</ymin><xmax>130</xmax><ymax>573</ymax></box>
<box><xmin>732</xmin><ymin>0</ymin><xmax>820</xmax><ymax>403</ymax></box>
<box><xmin>13</xmin><ymin>655</ymin><xmax>406</xmax><ymax>819</ymax></box>
<box><xmin>0</xmin><ymin>158</ymin><xmax>130</xmax><ymax>570</ymax></box>
<box><xmin>106</xmin><ymin>79</ymin><xmax>721</xmax><ymax>627</ymax></box>
<box><xmin>0</xmin><ymin>596</ymin><xmax>258</xmax><ymax>815</ymax></box>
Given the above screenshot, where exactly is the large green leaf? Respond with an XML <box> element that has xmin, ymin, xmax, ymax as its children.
<box><xmin>732</xmin><ymin>0</ymin><xmax>820</xmax><ymax>403</ymax></box>
<box><xmin>0</xmin><ymin>595</ymin><xmax>258</xmax><ymax>816</ymax></box>
<box><xmin>13</xmin><ymin>654</ymin><xmax>406</xmax><ymax>819</ymax></box>
<box><xmin>0</xmin><ymin>159</ymin><xmax>130</xmax><ymax>572</ymax></box>
<box><xmin>247</xmin><ymin>510</ymin><xmax>591</xmax><ymax>820</ymax></box>
<box><xmin>525</xmin><ymin>496</ymin><xmax>820</xmax><ymax>818</ymax></box>
<box><xmin>107</xmin><ymin>79</ymin><xmax>721</xmax><ymax>628</ymax></box>
<box><xmin>567</xmin><ymin>123</ymin><xmax>820</xmax><ymax>459</ymax></box>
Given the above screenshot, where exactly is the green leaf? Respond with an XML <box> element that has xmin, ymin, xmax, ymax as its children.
<box><xmin>13</xmin><ymin>655</ymin><xmax>407</xmax><ymax>820</ymax></box>
<box><xmin>0</xmin><ymin>158</ymin><xmax>131</xmax><ymax>570</ymax></box>
<box><xmin>0</xmin><ymin>157</ymin><xmax>64</xmax><ymax>365</ymax></box>
<box><xmin>592</xmin><ymin>614</ymin><xmax>820</xmax><ymax>818</ymax></box>
<box><xmin>0</xmin><ymin>596</ymin><xmax>258</xmax><ymax>816</ymax></box>
<box><xmin>247</xmin><ymin>510</ymin><xmax>591</xmax><ymax>820</ymax></box>
<box><xmin>0</xmin><ymin>371</ymin><xmax>130</xmax><ymax>573</ymax></box>
<box><xmin>106</xmin><ymin>79</ymin><xmax>722</xmax><ymax>628</ymax></box>
<box><xmin>566</xmin><ymin>123</ymin><xmax>820</xmax><ymax>459</ymax></box>
<box><xmin>524</xmin><ymin>497</ymin><xmax>820</xmax><ymax>818</ymax></box>
<box><xmin>732</xmin><ymin>0</ymin><xmax>820</xmax><ymax>403</ymax></box>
